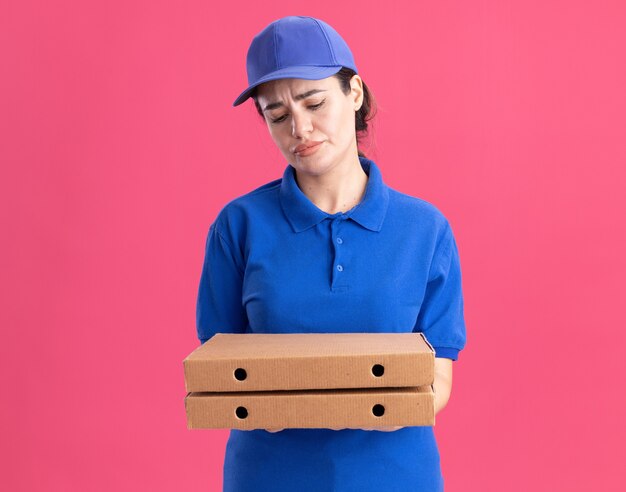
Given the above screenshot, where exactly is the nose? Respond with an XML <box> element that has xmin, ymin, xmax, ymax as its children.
<box><xmin>291</xmin><ymin>109</ymin><xmax>313</xmax><ymax>139</ymax></box>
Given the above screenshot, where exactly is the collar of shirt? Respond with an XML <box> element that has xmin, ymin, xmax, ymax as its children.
<box><xmin>279</xmin><ymin>156</ymin><xmax>390</xmax><ymax>233</ymax></box>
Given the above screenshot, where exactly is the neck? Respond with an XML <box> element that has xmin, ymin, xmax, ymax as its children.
<box><xmin>294</xmin><ymin>152</ymin><xmax>368</xmax><ymax>215</ymax></box>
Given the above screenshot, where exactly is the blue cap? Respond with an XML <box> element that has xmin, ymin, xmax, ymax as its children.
<box><xmin>232</xmin><ymin>16</ymin><xmax>358</xmax><ymax>107</ymax></box>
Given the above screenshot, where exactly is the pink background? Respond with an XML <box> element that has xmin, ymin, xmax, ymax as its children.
<box><xmin>2</xmin><ymin>1</ymin><xmax>625</xmax><ymax>490</ymax></box>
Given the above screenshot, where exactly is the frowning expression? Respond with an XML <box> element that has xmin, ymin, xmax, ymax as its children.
<box><xmin>255</xmin><ymin>75</ymin><xmax>364</xmax><ymax>176</ymax></box>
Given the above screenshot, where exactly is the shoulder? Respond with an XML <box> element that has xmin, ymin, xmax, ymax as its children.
<box><xmin>386</xmin><ymin>186</ymin><xmax>451</xmax><ymax>234</ymax></box>
<box><xmin>384</xmin><ymin>186</ymin><xmax>459</xmax><ymax>273</ymax></box>
<box><xmin>212</xmin><ymin>177</ymin><xmax>283</xmax><ymax>237</ymax></box>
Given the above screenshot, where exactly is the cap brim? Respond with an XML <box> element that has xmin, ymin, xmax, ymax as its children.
<box><xmin>232</xmin><ymin>65</ymin><xmax>344</xmax><ymax>107</ymax></box>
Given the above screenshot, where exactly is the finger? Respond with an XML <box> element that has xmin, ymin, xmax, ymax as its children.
<box><xmin>378</xmin><ymin>426</ymin><xmax>404</xmax><ymax>432</ymax></box>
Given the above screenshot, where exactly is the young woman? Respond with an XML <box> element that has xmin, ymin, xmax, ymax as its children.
<box><xmin>197</xmin><ymin>15</ymin><xmax>467</xmax><ymax>491</ymax></box>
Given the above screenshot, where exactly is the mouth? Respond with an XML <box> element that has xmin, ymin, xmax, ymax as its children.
<box><xmin>294</xmin><ymin>141</ymin><xmax>324</xmax><ymax>156</ymax></box>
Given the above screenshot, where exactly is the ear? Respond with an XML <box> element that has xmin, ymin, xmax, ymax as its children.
<box><xmin>350</xmin><ymin>75</ymin><xmax>365</xmax><ymax>111</ymax></box>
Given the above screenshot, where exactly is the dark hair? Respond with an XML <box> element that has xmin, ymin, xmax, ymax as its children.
<box><xmin>251</xmin><ymin>67</ymin><xmax>377</xmax><ymax>158</ymax></box>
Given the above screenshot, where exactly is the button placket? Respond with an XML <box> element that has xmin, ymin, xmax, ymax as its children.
<box><xmin>330</xmin><ymin>217</ymin><xmax>345</xmax><ymax>289</ymax></box>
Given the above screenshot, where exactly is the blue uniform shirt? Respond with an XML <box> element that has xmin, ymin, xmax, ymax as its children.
<box><xmin>196</xmin><ymin>156</ymin><xmax>467</xmax><ymax>491</ymax></box>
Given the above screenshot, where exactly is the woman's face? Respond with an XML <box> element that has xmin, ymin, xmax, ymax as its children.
<box><xmin>255</xmin><ymin>75</ymin><xmax>364</xmax><ymax>177</ymax></box>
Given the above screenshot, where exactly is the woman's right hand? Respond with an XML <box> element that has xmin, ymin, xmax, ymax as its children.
<box><xmin>328</xmin><ymin>426</ymin><xmax>404</xmax><ymax>432</ymax></box>
<box><xmin>254</xmin><ymin>426</ymin><xmax>404</xmax><ymax>432</ymax></box>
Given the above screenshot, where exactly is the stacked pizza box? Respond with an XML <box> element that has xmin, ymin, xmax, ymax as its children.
<box><xmin>183</xmin><ymin>332</ymin><xmax>435</xmax><ymax>430</ymax></box>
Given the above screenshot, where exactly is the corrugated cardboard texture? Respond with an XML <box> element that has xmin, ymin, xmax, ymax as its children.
<box><xmin>185</xmin><ymin>386</ymin><xmax>435</xmax><ymax>429</ymax></box>
<box><xmin>183</xmin><ymin>333</ymin><xmax>435</xmax><ymax>392</ymax></box>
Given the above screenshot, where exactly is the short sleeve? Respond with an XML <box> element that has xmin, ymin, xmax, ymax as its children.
<box><xmin>413</xmin><ymin>221</ymin><xmax>467</xmax><ymax>360</ymax></box>
<box><xmin>196</xmin><ymin>222</ymin><xmax>248</xmax><ymax>344</ymax></box>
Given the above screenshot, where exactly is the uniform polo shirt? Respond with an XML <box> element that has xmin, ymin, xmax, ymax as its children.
<box><xmin>196</xmin><ymin>156</ymin><xmax>467</xmax><ymax>491</ymax></box>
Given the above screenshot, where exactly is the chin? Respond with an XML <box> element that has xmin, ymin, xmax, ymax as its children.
<box><xmin>292</xmin><ymin>158</ymin><xmax>333</xmax><ymax>176</ymax></box>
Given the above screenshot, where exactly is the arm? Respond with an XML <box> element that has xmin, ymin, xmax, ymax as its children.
<box><xmin>196</xmin><ymin>220</ymin><xmax>248</xmax><ymax>344</ymax></box>
<box><xmin>434</xmin><ymin>357</ymin><xmax>453</xmax><ymax>415</ymax></box>
<box><xmin>357</xmin><ymin>220</ymin><xmax>465</xmax><ymax>433</ymax></box>
<box><xmin>348</xmin><ymin>357</ymin><xmax>453</xmax><ymax>433</ymax></box>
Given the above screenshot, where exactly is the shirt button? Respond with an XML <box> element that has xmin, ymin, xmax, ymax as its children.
<box><xmin>336</xmin><ymin>264</ymin><xmax>343</xmax><ymax>272</ymax></box>
<box><xmin>336</xmin><ymin>237</ymin><xmax>343</xmax><ymax>244</ymax></box>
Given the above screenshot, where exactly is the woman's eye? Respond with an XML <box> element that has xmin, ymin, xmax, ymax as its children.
<box><xmin>308</xmin><ymin>100</ymin><xmax>325</xmax><ymax>110</ymax></box>
<box><xmin>270</xmin><ymin>100</ymin><xmax>325</xmax><ymax>124</ymax></box>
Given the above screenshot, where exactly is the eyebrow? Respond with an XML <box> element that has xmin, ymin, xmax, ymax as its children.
<box><xmin>262</xmin><ymin>89</ymin><xmax>327</xmax><ymax>112</ymax></box>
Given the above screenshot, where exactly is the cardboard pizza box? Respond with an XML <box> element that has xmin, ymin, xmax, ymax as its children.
<box><xmin>184</xmin><ymin>385</ymin><xmax>435</xmax><ymax>430</ymax></box>
<box><xmin>183</xmin><ymin>332</ymin><xmax>435</xmax><ymax>393</ymax></box>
